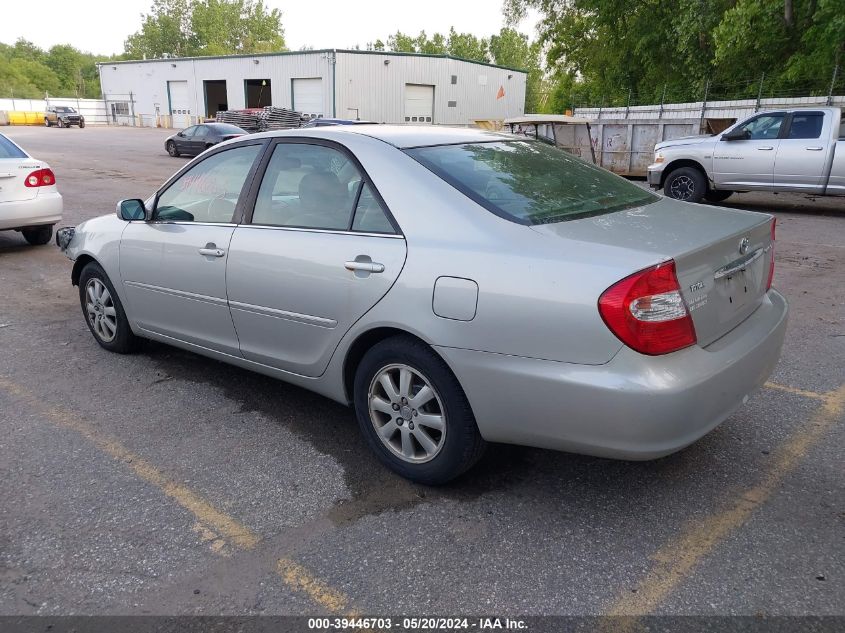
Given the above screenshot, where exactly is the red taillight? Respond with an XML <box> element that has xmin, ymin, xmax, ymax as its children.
<box><xmin>24</xmin><ymin>168</ymin><xmax>56</xmax><ymax>188</ymax></box>
<box><xmin>766</xmin><ymin>218</ymin><xmax>776</xmax><ymax>290</ymax></box>
<box><xmin>598</xmin><ymin>260</ymin><xmax>697</xmax><ymax>356</ymax></box>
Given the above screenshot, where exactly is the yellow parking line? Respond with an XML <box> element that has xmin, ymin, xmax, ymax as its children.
<box><xmin>764</xmin><ymin>381</ymin><xmax>828</xmax><ymax>401</ymax></box>
<box><xmin>277</xmin><ymin>558</ymin><xmax>356</xmax><ymax>614</ymax></box>
<box><xmin>0</xmin><ymin>376</ymin><xmax>260</xmax><ymax>552</ymax></box>
<box><xmin>604</xmin><ymin>384</ymin><xmax>845</xmax><ymax>619</ymax></box>
<box><xmin>0</xmin><ymin>375</ymin><xmax>358</xmax><ymax>611</ymax></box>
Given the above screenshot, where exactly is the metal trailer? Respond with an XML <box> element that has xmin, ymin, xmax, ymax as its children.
<box><xmin>506</xmin><ymin>115</ymin><xmax>738</xmax><ymax>177</ymax></box>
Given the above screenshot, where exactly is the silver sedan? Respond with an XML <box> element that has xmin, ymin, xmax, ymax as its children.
<box><xmin>57</xmin><ymin>125</ymin><xmax>788</xmax><ymax>484</ymax></box>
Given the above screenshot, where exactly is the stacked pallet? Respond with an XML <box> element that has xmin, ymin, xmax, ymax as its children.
<box><xmin>260</xmin><ymin>106</ymin><xmax>308</xmax><ymax>130</ymax></box>
<box><xmin>216</xmin><ymin>107</ymin><xmax>307</xmax><ymax>132</ymax></box>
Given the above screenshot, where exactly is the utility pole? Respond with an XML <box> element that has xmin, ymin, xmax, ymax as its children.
<box><xmin>755</xmin><ymin>73</ymin><xmax>765</xmax><ymax>112</ymax></box>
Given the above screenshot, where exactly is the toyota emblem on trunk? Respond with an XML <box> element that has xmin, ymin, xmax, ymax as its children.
<box><xmin>738</xmin><ymin>237</ymin><xmax>750</xmax><ymax>255</ymax></box>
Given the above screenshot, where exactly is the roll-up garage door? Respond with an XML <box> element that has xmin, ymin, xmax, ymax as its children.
<box><xmin>292</xmin><ymin>78</ymin><xmax>324</xmax><ymax>119</ymax></box>
<box><xmin>404</xmin><ymin>84</ymin><xmax>434</xmax><ymax>124</ymax></box>
<box><xmin>168</xmin><ymin>80</ymin><xmax>192</xmax><ymax>128</ymax></box>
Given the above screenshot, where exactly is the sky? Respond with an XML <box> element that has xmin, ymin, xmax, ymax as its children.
<box><xmin>1</xmin><ymin>0</ymin><xmax>540</xmax><ymax>55</ymax></box>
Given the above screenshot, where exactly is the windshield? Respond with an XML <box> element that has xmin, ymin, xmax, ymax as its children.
<box><xmin>56</xmin><ymin>107</ymin><xmax>76</xmax><ymax>113</ymax></box>
<box><xmin>406</xmin><ymin>140</ymin><xmax>658</xmax><ymax>225</ymax></box>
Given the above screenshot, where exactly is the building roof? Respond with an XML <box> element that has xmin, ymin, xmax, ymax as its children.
<box><xmin>103</xmin><ymin>48</ymin><xmax>528</xmax><ymax>74</ymax></box>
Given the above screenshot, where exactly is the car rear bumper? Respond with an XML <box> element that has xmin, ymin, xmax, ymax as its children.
<box><xmin>0</xmin><ymin>192</ymin><xmax>63</xmax><ymax>230</ymax></box>
<box><xmin>436</xmin><ymin>289</ymin><xmax>788</xmax><ymax>460</ymax></box>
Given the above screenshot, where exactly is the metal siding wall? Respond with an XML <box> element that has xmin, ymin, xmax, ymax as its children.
<box><xmin>99</xmin><ymin>52</ymin><xmax>526</xmax><ymax>127</ymax></box>
<box><xmin>335</xmin><ymin>52</ymin><xmax>526</xmax><ymax>124</ymax></box>
<box><xmin>100</xmin><ymin>53</ymin><xmax>332</xmax><ymax>125</ymax></box>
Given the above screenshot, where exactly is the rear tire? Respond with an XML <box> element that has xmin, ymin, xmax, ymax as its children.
<box><xmin>21</xmin><ymin>225</ymin><xmax>53</xmax><ymax>245</ymax></box>
<box><xmin>704</xmin><ymin>189</ymin><xmax>733</xmax><ymax>203</ymax></box>
<box><xmin>78</xmin><ymin>262</ymin><xmax>139</xmax><ymax>354</ymax></box>
<box><xmin>664</xmin><ymin>167</ymin><xmax>706</xmax><ymax>203</ymax></box>
<box><xmin>44</xmin><ymin>118</ymin><xmax>51</xmax><ymax>127</ymax></box>
<box><xmin>353</xmin><ymin>335</ymin><xmax>486</xmax><ymax>485</ymax></box>
<box><xmin>166</xmin><ymin>140</ymin><xmax>179</xmax><ymax>157</ymax></box>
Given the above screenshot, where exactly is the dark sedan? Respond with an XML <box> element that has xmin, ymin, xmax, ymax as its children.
<box><xmin>165</xmin><ymin>123</ymin><xmax>247</xmax><ymax>157</ymax></box>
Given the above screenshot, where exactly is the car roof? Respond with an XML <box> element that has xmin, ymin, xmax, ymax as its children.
<box><xmin>254</xmin><ymin>125</ymin><xmax>513</xmax><ymax>149</ymax></box>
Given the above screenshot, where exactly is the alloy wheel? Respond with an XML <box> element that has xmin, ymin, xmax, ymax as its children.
<box><xmin>368</xmin><ymin>363</ymin><xmax>447</xmax><ymax>463</ymax></box>
<box><xmin>669</xmin><ymin>175</ymin><xmax>695</xmax><ymax>200</ymax></box>
<box><xmin>85</xmin><ymin>278</ymin><xmax>118</xmax><ymax>343</ymax></box>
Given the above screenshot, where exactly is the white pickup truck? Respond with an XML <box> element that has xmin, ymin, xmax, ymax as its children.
<box><xmin>647</xmin><ymin>107</ymin><xmax>845</xmax><ymax>203</ymax></box>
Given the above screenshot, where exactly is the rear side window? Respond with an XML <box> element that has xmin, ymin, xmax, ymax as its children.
<box><xmin>406</xmin><ymin>140</ymin><xmax>658</xmax><ymax>225</ymax></box>
<box><xmin>0</xmin><ymin>135</ymin><xmax>27</xmax><ymax>159</ymax></box>
<box><xmin>787</xmin><ymin>113</ymin><xmax>824</xmax><ymax>139</ymax></box>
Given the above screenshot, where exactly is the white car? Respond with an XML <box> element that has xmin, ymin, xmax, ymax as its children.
<box><xmin>0</xmin><ymin>133</ymin><xmax>62</xmax><ymax>245</ymax></box>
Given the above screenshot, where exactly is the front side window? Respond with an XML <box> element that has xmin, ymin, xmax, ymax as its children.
<box><xmin>252</xmin><ymin>143</ymin><xmax>392</xmax><ymax>232</ymax></box>
<box><xmin>182</xmin><ymin>126</ymin><xmax>197</xmax><ymax>137</ymax></box>
<box><xmin>155</xmin><ymin>145</ymin><xmax>260</xmax><ymax>223</ymax></box>
<box><xmin>787</xmin><ymin>113</ymin><xmax>823</xmax><ymax>139</ymax></box>
<box><xmin>737</xmin><ymin>114</ymin><xmax>784</xmax><ymax>140</ymax></box>
<box><xmin>407</xmin><ymin>140</ymin><xmax>658</xmax><ymax>225</ymax></box>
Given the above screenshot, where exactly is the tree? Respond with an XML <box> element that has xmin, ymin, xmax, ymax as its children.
<box><xmin>447</xmin><ymin>27</ymin><xmax>489</xmax><ymax>62</ymax></box>
<box><xmin>125</xmin><ymin>0</ymin><xmax>192</xmax><ymax>59</ymax></box>
<box><xmin>489</xmin><ymin>27</ymin><xmax>547</xmax><ymax>111</ymax></box>
<box><xmin>190</xmin><ymin>0</ymin><xmax>285</xmax><ymax>55</ymax></box>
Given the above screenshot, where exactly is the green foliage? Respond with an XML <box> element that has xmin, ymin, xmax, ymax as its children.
<box><xmin>507</xmin><ymin>0</ymin><xmax>844</xmax><ymax>109</ymax></box>
<box><xmin>0</xmin><ymin>38</ymin><xmax>109</xmax><ymax>98</ymax></box>
<box><xmin>124</xmin><ymin>0</ymin><xmax>285</xmax><ymax>59</ymax></box>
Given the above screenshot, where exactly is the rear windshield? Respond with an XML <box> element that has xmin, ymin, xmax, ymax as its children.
<box><xmin>210</xmin><ymin>123</ymin><xmax>245</xmax><ymax>134</ymax></box>
<box><xmin>0</xmin><ymin>135</ymin><xmax>27</xmax><ymax>159</ymax></box>
<box><xmin>406</xmin><ymin>140</ymin><xmax>658</xmax><ymax>225</ymax></box>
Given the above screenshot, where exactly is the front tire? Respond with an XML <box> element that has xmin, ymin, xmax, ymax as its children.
<box><xmin>21</xmin><ymin>225</ymin><xmax>53</xmax><ymax>245</ymax></box>
<box><xmin>79</xmin><ymin>120</ymin><xmax>85</xmax><ymax>128</ymax></box>
<box><xmin>78</xmin><ymin>262</ymin><xmax>139</xmax><ymax>354</ymax></box>
<box><xmin>664</xmin><ymin>167</ymin><xmax>706</xmax><ymax>203</ymax></box>
<box><xmin>353</xmin><ymin>336</ymin><xmax>486</xmax><ymax>485</ymax></box>
<box><xmin>166</xmin><ymin>140</ymin><xmax>179</xmax><ymax>157</ymax></box>
<box><xmin>57</xmin><ymin>119</ymin><xmax>64</xmax><ymax>128</ymax></box>
<box><xmin>704</xmin><ymin>189</ymin><xmax>733</xmax><ymax>203</ymax></box>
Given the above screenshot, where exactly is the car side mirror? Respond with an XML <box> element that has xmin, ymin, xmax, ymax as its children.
<box><xmin>177</xmin><ymin>132</ymin><xmax>184</xmax><ymax>137</ymax></box>
<box><xmin>117</xmin><ymin>198</ymin><xmax>148</xmax><ymax>221</ymax></box>
<box><xmin>722</xmin><ymin>128</ymin><xmax>751</xmax><ymax>141</ymax></box>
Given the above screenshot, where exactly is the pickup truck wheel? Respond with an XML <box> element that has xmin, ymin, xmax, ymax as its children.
<box><xmin>704</xmin><ymin>189</ymin><xmax>733</xmax><ymax>203</ymax></box>
<box><xmin>354</xmin><ymin>335</ymin><xmax>486</xmax><ymax>485</ymax></box>
<box><xmin>21</xmin><ymin>225</ymin><xmax>53</xmax><ymax>246</ymax></box>
<box><xmin>664</xmin><ymin>167</ymin><xmax>705</xmax><ymax>203</ymax></box>
<box><xmin>78</xmin><ymin>262</ymin><xmax>139</xmax><ymax>354</ymax></box>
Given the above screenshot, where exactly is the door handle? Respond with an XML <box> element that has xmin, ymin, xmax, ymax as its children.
<box><xmin>198</xmin><ymin>242</ymin><xmax>225</xmax><ymax>257</ymax></box>
<box><xmin>757</xmin><ymin>146</ymin><xmax>774</xmax><ymax>151</ymax></box>
<box><xmin>345</xmin><ymin>261</ymin><xmax>385</xmax><ymax>273</ymax></box>
<box><xmin>805</xmin><ymin>146</ymin><xmax>823</xmax><ymax>151</ymax></box>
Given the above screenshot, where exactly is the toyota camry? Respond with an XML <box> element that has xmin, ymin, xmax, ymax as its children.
<box><xmin>57</xmin><ymin>126</ymin><xmax>788</xmax><ymax>484</ymax></box>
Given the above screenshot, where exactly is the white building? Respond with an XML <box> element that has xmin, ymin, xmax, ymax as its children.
<box><xmin>98</xmin><ymin>49</ymin><xmax>527</xmax><ymax>127</ymax></box>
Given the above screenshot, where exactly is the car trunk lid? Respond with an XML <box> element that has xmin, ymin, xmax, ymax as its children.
<box><xmin>530</xmin><ymin>197</ymin><xmax>774</xmax><ymax>347</ymax></box>
<box><xmin>0</xmin><ymin>159</ymin><xmax>42</xmax><ymax>203</ymax></box>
